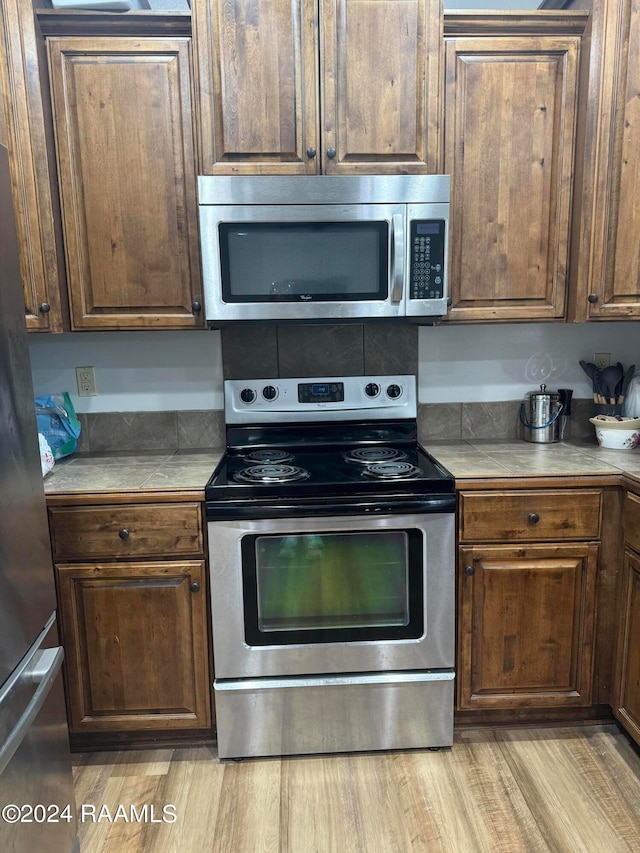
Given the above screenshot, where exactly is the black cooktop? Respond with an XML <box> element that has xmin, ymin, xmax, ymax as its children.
<box><xmin>205</xmin><ymin>421</ymin><xmax>454</xmax><ymax>520</ymax></box>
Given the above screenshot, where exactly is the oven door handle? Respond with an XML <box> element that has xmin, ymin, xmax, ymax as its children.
<box><xmin>390</xmin><ymin>214</ymin><xmax>405</xmax><ymax>303</ymax></box>
<box><xmin>206</xmin><ymin>494</ymin><xmax>456</xmax><ymax>521</ymax></box>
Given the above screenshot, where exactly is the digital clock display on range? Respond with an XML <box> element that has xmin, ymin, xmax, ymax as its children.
<box><xmin>298</xmin><ymin>382</ymin><xmax>344</xmax><ymax>403</ymax></box>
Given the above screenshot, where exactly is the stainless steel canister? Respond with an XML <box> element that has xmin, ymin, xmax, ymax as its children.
<box><xmin>519</xmin><ymin>384</ymin><xmax>563</xmax><ymax>443</ymax></box>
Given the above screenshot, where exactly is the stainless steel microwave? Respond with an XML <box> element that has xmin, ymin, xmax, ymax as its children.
<box><xmin>197</xmin><ymin>175</ymin><xmax>450</xmax><ymax>324</ymax></box>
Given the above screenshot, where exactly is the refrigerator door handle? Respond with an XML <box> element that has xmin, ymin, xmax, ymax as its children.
<box><xmin>0</xmin><ymin>647</ymin><xmax>64</xmax><ymax>776</ymax></box>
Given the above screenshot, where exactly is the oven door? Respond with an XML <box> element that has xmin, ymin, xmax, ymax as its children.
<box><xmin>208</xmin><ymin>512</ymin><xmax>454</xmax><ymax>679</ymax></box>
<box><xmin>199</xmin><ymin>203</ymin><xmax>406</xmax><ymax>322</ymax></box>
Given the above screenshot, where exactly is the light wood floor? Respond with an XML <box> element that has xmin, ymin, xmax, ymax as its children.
<box><xmin>72</xmin><ymin>724</ymin><xmax>640</xmax><ymax>853</ymax></box>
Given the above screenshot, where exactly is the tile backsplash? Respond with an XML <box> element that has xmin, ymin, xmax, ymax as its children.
<box><xmin>74</xmin><ymin>399</ymin><xmax>593</xmax><ymax>453</ymax></box>
<box><xmin>75</xmin><ymin>410</ymin><xmax>225</xmax><ymax>454</ymax></box>
<box><xmin>221</xmin><ymin>323</ymin><xmax>418</xmax><ymax>379</ymax></box>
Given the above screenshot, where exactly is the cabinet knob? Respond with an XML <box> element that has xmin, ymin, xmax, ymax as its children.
<box><xmin>118</xmin><ymin>528</ymin><xmax>130</xmax><ymax>540</ymax></box>
<box><xmin>39</xmin><ymin>302</ymin><xmax>51</xmax><ymax>314</ymax></box>
<box><xmin>192</xmin><ymin>301</ymin><xmax>202</xmax><ymax>313</ymax></box>
<box><xmin>528</xmin><ymin>513</ymin><xmax>540</xmax><ymax>524</ymax></box>
<box><xmin>464</xmin><ymin>565</ymin><xmax>475</xmax><ymax>576</ymax></box>
<box><xmin>326</xmin><ymin>147</ymin><xmax>337</xmax><ymax>159</ymax></box>
<box><xmin>588</xmin><ymin>294</ymin><xmax>599</xmax><ymax>304</ymax></box>
<box><xmin>190</xmin><ymin>581</ymin><xmax>200</xmax><ymax>593</ymax></box>
<box><xmin>306</xmin><ymin>146</ymin><xmax>317</xmax><ymax>159</ymax></box>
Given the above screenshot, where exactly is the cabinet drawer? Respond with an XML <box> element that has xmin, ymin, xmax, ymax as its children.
<box><xmin>625</xmin><ymin>492</ymin><xmax>640</xmax><ymax>554</ymax></box>
<box><xmin>49</xmin><ymin>502</ymin><xmax>204</xmax><ymax>560</ymax></box>
<box><xmin>459</xmin><ymin>490</ymin><xmax>602</xmax><ymax>542</ymax></box>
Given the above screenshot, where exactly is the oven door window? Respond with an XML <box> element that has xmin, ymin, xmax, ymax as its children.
<box><xmin>219</xmin><ymin>222</ymin><xmax>389</xmax><ymax>303</ymax></box>
<box><xmin>242</xmin><ymin>530</ymin><xmax>423</xmax><ymax>646</ymax></box>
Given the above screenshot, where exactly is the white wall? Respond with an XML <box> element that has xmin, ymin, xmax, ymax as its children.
<box><xmin>419</xmin><ymin>322</ymin><xmax>640</xmax><ymax>403</ymax></box>
<box><xmin>29</xmin><ymin>323</ymin><xmax>640</xmax><ymax>411</ymax></box>
<box><xmin>444</xmin><ymin>1</ymin><xmax>542</xmax><ymax>9</ymax></box>
<box><xmin>29</xmin><ymin>331</ymin><xmax>224</xmax><ymax>413</ymax></box>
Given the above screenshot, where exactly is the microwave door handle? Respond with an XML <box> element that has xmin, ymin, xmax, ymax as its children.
<box><xmin>391</xmin><ymin>214</ymin><xmax>404</xmax><ymax>303</ymax></box>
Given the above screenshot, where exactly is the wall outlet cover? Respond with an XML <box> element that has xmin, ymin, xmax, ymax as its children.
<box><xmin>76</xmin><ymin>366</ymin><xmax>97</xmax><ymax>397</ymax></box>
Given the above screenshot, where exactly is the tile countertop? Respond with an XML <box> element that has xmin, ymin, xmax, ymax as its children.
<box><xmin>423</xmin><ymin>439</ymin><xmax>640</xmax><ymax>485</ymax></box>
<box><xmin>43</xmin><ymin>449</ymin><xmax>225</xmax><ymax>495</ymax></box>
<box><xmin>42</xmin><ymin>441</ymin><xmax>640</xmax><ymax>495</ymax></box>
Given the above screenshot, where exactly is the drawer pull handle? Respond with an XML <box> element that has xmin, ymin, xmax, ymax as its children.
<box><xmin>464</xmin><ymin>565</ymin><xmax>475</xmax><ymax>576</ymax></box>
<box><xmin>528</xmin><ymin>513</ymin><xmax>540</xmax><ymax>524</ymax></box>
<box><xmin>118</xmin><ymin>528</ymin><xmax>130</xmax><ymax>540</ymax></box>
<box><xmin>190</xmin><ymin>582</ymin><xmax>200</xmax><ymax>593</ymax></box>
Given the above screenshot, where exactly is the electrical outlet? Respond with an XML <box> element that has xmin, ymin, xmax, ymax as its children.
<box><xmin>76</xmin><ymin>366</ymin><xmax>97</xmax><ymax>397</ymax></box>
<box><xmin>593</xmin><ymin>352</ymin><xmax>611</xmax><ymax>371</ymax></box>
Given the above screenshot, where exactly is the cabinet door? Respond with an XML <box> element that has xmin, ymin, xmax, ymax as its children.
<box><xmin>56</xmin><ymin>560</ymin><xmax>210</xmax><ymax>733</ymax></box>
<box><xmin>193</xmin><ymin>0</ymin><xmax>319</xmax><ymax>175</ymax></box>
<box><xmin>613</xmin><ymin>549</ymin><xmax>640</xmax><ymax>745</ymax></box>
<box><xmin>444</xmin><ymin>36</ymin><xmax>579</xmax><ymax>321</ymax></box>
<box><xmin>458</xmin><ymin>543</ymin><xmax>598</xmax><ymax>710</ymax></box>
<box><xmin>580</xmin><ymin>1</ymin><xmax>640</xmax><ymax>319</ymax></box>
<box><xmin>0</xmin><ymin>0</ymin><xmax>65</xmax><ymax>332</ymax></box>
<box><xmin>321</xmin><ymin>0</ymin><xmax>442</xmax><ymax>174</ymax></box>
<box><xmin>47</xmin><ymin>37</ymin><xmax>204</xmax><ymax>330</ymax></box>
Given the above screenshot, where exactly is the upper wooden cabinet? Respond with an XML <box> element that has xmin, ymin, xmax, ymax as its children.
<box><xmin>47</xmin><ymin>37</ymin><xmax>204</xmax><ymax>329</ymax></box>
<box><xmin>193</xmin><ymin>0</ymin><xmax>443</xmax><ymax>175</ymax></box>
<box><xmin>0</xmin><ymin>0</ymin><xmax>66</xmax><ymax>332</ymax></box>
<box><xmin>571</xmin><ymin>0</ymin><xmax>640</xmax><ymax>320</ymax></box>
<box><xmin>443</xmin><ymin>21</ymin><xmax>582</xmax><ymax>322</ymax></box>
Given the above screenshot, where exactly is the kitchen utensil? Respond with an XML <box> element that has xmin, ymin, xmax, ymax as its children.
<box><xmin>621</xmin><ymin>364</ymin><xmax>636</xmax><ymax>402</ymax></box>
<box><xmin>580</xmin><ymin>360</ymin><xmax>606</xmax><ymax>404</ymax></box>
<box><xmin>557</xmin><ymin>388</ymin><xmax>573</xmax><ymax>440</ymax></box>
<box><xmin>519</xmin><ymin>384</ymin><xmax>563</xmax><ymax>443</ymax></box>
<box><xmin>601</xmin><ymin>364</ymin><xmax>624</xmax><ymax>404</ymax></box>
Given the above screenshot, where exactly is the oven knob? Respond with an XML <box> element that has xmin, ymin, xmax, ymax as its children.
<box><xmin>240</xmin><ymin>388</ymin><xmax>256</xmax><ymax>404</ymax></box>
<box><xmin>386</xmin><ymin>384</ymin><xmax>402</xmax><ymax>399</ymax></box>
<box><xmin>365</xmin><ymin>382</ymin><xmax>380</xmax><ymax>398</ymax></box>
<box><xmin>262</xmin><ymin>385</ymin><xmax>277</xmax><ymax>401</ymax></box>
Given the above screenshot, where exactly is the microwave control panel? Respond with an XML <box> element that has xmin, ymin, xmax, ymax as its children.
<box><xmin>409</xmin><ymin>220</ymin><xmax>446</xmax><ymax>301</ymax></box>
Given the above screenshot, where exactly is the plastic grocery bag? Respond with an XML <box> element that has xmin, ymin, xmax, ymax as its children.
<box><xmin>35</xmin><ymin>391</ymin><xmax>81</xmax><ymax>460</ymax></box>
<box><xmin>624</xmin><ymin>372</ymin><xmax>640</xmax><ymax>418</ymax></box>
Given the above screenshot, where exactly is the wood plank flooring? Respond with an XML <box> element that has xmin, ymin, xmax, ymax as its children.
<box><xmin>72</xmin><ymin>724</ymin><xmax>640</xmax><ymax>853</ymax></box>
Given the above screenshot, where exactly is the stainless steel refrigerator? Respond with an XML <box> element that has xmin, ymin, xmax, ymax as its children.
<box><xmin>0</xmin><ymin>135</ymin><xmax>78</xmax><ymax>849</ymax></box>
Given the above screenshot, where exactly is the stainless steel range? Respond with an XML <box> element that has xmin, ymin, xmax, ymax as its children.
<box><xmin>205</xmin><ymin>375</ymin><xmax>455</xmax><ymax>759</ymax></box>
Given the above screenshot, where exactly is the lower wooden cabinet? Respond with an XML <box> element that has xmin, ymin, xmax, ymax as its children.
<box><xmin>613</xmin><ymin>550</ymin><xmax>640</xmax><ymax>744</ymax></box>
<box><xmin>48</xmin><ymin>497</ymin><xmax>212</xmax><ymax>740</ymax></box>
<box><xmin>457</xmin><ymin>486</ymin><xmax>604</xmax><ymax>715</ymax></box>
<box><xmin>613</xmin><ymin>492</ymin><xmax>640</xmax><ymax>746</ymax></box>
<box><xmin>57</xmin><ymin>560</ymin><xmax>210</xmax><ymax>734</ymax></box>
<box><xmin>458</xmin><ymin>543</ymin><xmax>599</xmax><ymax>710</ymax></box>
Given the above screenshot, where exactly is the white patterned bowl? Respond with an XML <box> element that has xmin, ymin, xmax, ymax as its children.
<box><xmin>590</xmin><ymin>423</ymin><xmax>640</xmax><ymax>449</ymax></box>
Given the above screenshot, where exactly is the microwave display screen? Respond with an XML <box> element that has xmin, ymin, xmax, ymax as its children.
<box><xmin>219</xmin><ymin>222</ymin><xmax>389</xmax><ymax>303</ymax></box>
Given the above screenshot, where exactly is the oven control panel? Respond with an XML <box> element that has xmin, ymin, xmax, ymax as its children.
<box><xmin>225</xmin><ymin>375</ymin><xmax>416</xmax><ymax>424</ymax></box>
<box><xmin>298</xmin><ymin>382</ymin><xmax>344</xmax><ymax>404</ymax></box>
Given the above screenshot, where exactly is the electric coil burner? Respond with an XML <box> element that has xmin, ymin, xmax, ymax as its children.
<box><xmin>245</xmin><ymin>449</ymin><xmax>294</xmax><ymax>464</ymax></box>
<box><xmin>344</xmin><ymin>446</ymin><xmax>408</xmax><ymax>464</ymax></box>
<box><xmin>362</xmin><ymin>461</ymin><xmax>421</xmax><ymax>479</ymax></box>
<box><xmin>205</xmin><ymin>375</ymin><xmax>455</xmax><ymax>759</ymax></box>
<box><xmin>234</xmin><ymin>463</ymin><xmax>310</xmax><ymax>484</ymax></box>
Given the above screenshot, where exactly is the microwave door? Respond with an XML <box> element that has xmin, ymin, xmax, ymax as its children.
<box><xmin>199</xmin><ymin>203</ymin><xmax>406</xmax><ymax>322</ymax></box>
